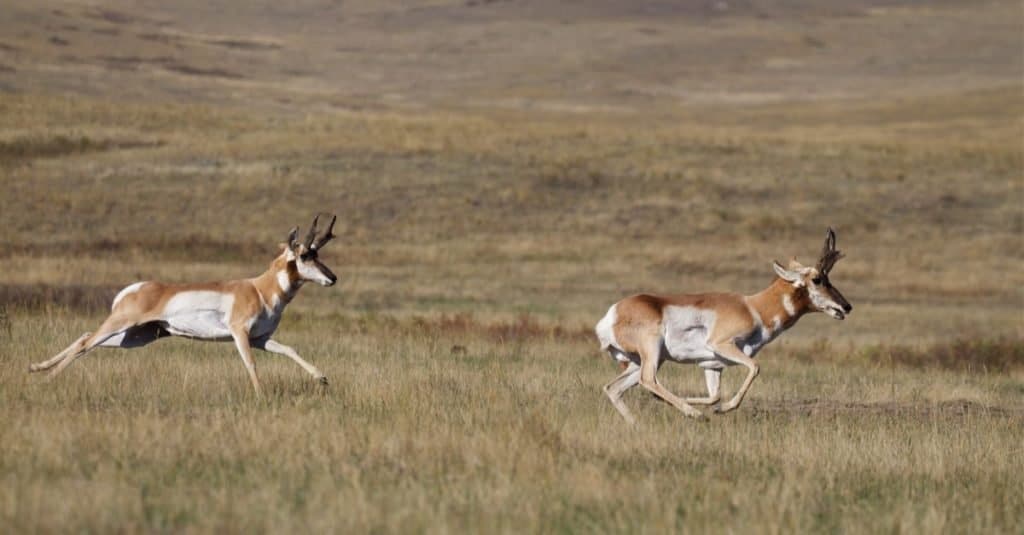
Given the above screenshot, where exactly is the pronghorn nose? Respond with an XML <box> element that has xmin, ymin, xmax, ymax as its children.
<box><xmin>843</xmin><ymin>303</ymin><xmax>852</xmax><ymax>313</ymax></box>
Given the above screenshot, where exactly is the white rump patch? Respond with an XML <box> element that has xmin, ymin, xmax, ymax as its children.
<box><xmin>111</xmin><ymin>282</ymin><xmax>146</xmax><ymax>310</ymax></box>
<box><xmin>595</xmin><ymin>304</ymin><xmax>619</xmax><ymax>350</ymax></box>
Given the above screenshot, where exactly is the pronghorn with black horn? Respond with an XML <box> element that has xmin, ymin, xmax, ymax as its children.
<box><xmin>29</xmin><ymin>214</ymin><xmax>340</xmax><ymax>397</ymax></box>
<box><xmin>596</xmin><ymin>228</ymin><xmax>852</xmax><ymax>423</ymax></box>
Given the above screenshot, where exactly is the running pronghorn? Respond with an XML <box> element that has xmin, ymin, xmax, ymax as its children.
<box><xmin>29</xmin><ymin>214</ymin><xmax>340</xmax><ymax>396</ymax></box>
<box><xmin>596</xmin><ymin>228</ymin><xmax>852</xmax><ymax>423</ymax></box>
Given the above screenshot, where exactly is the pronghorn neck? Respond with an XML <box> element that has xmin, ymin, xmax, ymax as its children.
<box><xmin>745</xmin><ymin>277</ymin><xmax>810</xmax><ymax>334</ymax></box>
<box><xmin>253</xmin><ymin>253</ymin><xmax>302</xmax><ymax>310</ymax></box>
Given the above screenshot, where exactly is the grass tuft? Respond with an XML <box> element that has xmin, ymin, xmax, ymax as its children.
<box><xmin>0</xmin><ymin>134</ymin><xmax>162</xmax><ymax>162</ymax></box>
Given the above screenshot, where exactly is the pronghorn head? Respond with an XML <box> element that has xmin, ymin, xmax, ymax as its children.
<box><xmin>772</xmin><ymin>227</ymin><xmax>852</xmax><ymax>320</ymax></box>
<box><xmin>284</xmin><ymin>214</ymin><xmax>338</xmax><ymax>287</ymax></box>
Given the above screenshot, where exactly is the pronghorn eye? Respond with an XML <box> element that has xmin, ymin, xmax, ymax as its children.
<box><xmin>811</xmin><ymin>277</ymin><xmax>822</xmax><ymax>285</ymax></box>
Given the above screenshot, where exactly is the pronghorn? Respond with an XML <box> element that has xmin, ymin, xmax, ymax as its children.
<box><xmin>29</xmin><ymin>214</ymin><xmax>340</xmax><ymax>396</ymax></box>
<box><xmin>596</xmin><ymin>228</ymin><xmax>852</xmax><ymax>423</ymax></box>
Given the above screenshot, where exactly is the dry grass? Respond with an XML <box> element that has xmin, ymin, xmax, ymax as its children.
<box><xmin>2</xmin><ymin>312</ymin><xmax>1022</xmax><ymax>533</ymax></box>
<box><xmin>0</xmin><ymin>87</ymin><xmax>1021</xmax><ymax>532</ymax></box>
<box><xmin>1</xmin><ymin>0</ymin><xmax>1022</xmax><ymax>532</ymax></box>
<box><xmin>1</xmin><ymin>91</ymin><xmax>1020</xmax><ymax>344</ymax></box>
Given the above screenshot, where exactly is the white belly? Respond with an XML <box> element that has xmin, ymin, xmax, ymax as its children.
<box><xmin>662</xmin><ymin>305</ymin><xmax>717</xmax><ymax>363</ymax></box>
<box><xmin>160</xmin><ymin>291</ymin><xmax>235</xmax><ymax>340</ymax></box>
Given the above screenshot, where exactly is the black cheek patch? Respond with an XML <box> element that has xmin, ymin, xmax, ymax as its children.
<box><xmin>315</xmin><ymin>260</ymin><xmax>337</xmax><ymax>281</ymax></box>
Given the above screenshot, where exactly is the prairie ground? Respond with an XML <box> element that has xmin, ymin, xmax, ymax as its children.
<box><xmin>1</xmin><ymin>1</ymin><xmax>1022</xmax><ymax>533</ymax></box>
<box><xmin>2</xmin><ymin>313</ymin><xmax>1022</xmax><ymax>533</ymax></box>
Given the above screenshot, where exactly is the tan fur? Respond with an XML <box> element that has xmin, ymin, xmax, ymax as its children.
<box><xmin>744</xmin><ymin>277</ymin><xmax>811</xmax><ymax>331</ymax></box>
<box><xmin>612</xmin><ymin>293</ymin><xmax>753</xmax><ymax>353</ymax></box>
<box><xmin>599</xmin><ymin>256</ymin><xmax>847</xmax><ymax>424</ymax></box>
<box><xmin>605</xmin><ymin>238</ymin><xmax>848</xmax><ymax>422</ymax></box>
<box><xmin>102</xmin><ymin>254</ymin><xmax>299</xmax><ymax>332</ymax></box>
<box><xmin>613</xmin><ymin>279</ymin><xmax>811</xmax><ymax>351</ymax></box>
<box><xmin>30</xmin><ymin>239</ymin><xmax>335</xmax><ymax>396</ymax></box>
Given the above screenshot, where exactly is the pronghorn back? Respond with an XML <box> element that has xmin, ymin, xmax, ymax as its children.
<box><xmin>596</xmin><ymin>292</ymin><xmax>754</xmax><ymax>357</ymax></box>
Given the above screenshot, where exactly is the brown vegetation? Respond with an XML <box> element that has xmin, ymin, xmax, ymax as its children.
<box><xmin>0</xmin><ymin>0</ymin><xmax>1021</xmax><ymax>532</ymax></box>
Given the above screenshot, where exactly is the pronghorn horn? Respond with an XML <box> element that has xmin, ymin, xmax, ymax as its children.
<box><xmin>313</xmin><ymin>214</ymin><xmax>336</xmax><ymax>250</ymax></box>
<box><xmin>303</xmin><ymin>214</ymin><xmax>321</xmax><ymax>249</ymax></box>
<box><xmin>816</xmin><ymin>227</ymin><xmax>844</xmax><ymax>275</ymax></box>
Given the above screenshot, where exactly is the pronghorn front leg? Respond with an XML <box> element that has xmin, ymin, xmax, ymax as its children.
<box><xmin>710</xmin><ymin>342</ymin><xmax>760</xmax><ymax>413</ymax></box>
<box><xmin>46</xmin><ymin>314</ymin><xmax>142</xmax><ymax>378</ymax></box>
<box><xmin>230</xmin><ymin>327</ymin><xmax>263</xmax><ymax>397</ymax></box>
<box><xmin>254</xmin><ymin>338</ymin><xmax>328</xmax><ymax>385</ymax></box>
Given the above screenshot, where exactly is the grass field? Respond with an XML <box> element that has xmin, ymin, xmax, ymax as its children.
<box><xmin>2</xmin><ymin>314</ymin><xmax>1022</xmax><ymax>533</ymax></box>
<box><xmin>1</xmin><ymin>1</ymin><xmax>1022</xmax><ymax>533</ymax></box>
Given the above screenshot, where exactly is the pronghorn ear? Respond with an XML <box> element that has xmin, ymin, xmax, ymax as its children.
<box><xmin>773</xmin><ymin>260</ymin><xmax>805</xmax><ymax>287</ymax></box>
<box><xmin>285</xmin><ymin>226</ymin><xmax>299</xmax><ymax>250</ymax></box>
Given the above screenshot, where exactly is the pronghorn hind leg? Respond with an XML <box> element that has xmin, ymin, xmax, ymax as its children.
<box><xmin>637</xmin><ymin>336</ymin><xmax>706</xmax><ymax>420</ymax></box>
<box><xmin>98</xmin><ymin>322</ymin><xmax>169</xmax><ymax>349</ymax></box>
<box><xmin>28</xmin><ymin>332</ymin><xmax>92</xmax><ymax>373</ymax></box>
<box><xmin>603</xmin><ymin>361</ymin><xmax>641</xmax><ymax>424</ymax></box>
<box><xmin>684</xmin><ymin>368</ymin><xmax>723</xmax><ymax>406</ymax></box>
<box><xmin>47</xmin><ymin>316</ymin><xmax>141</xmax><ymax>378</ymax></box>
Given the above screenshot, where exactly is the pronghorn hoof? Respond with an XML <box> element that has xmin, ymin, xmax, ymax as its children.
<box><xmin>317</xmin><ymin>376</ymin><xmax>329</xmax><ymax>386</ymax></box>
